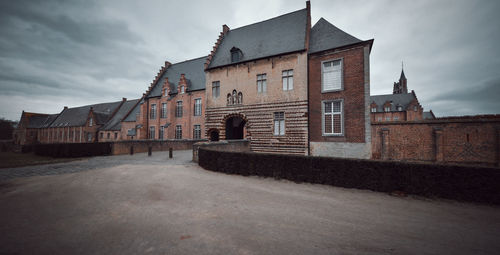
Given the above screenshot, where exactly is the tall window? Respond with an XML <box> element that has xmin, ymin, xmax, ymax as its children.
<box><xmin>274</xmin><ymin>112</ymin><xmax>285</xmax><ymax>136</ymax></box>
<box><xmin>193</xmin><ymin>125</ymin><xmax>201</xmax><ymax>139</ymax></box>
<box><xmin>149</xmin><ymin>126</ymin><xmax>155</xmax><ymax>139</ymax></box>
<box><xmin>323</xmin><ymin>100</ymin><xmax>343</xmax><ymax>136</ymax></box>
<box><xmin>384</xmin><ymin>106</ymin><xmax>390</xmax><ymax>112</ymax></box>
<box><xmin>159</xmin><ymin>126</ymin><xmax>164</xmax><ymax>140</ymax></box>
<box><xmin>161</xmin><ymin>103</ymin><xmax>167</xmax><ymax>118</ymax></box>
<box><xmin>89</xmin><ymin>118</ymin><xmax>93</xmax><ymax>127</ymax></box>
<box><xmin>180</xmin><ymin>86</ymin><xmax>185</xmax><ymax>94</ymax></box>
<box><xmin>114</xmin><ymin>132</ymin><xmax>118</xmax><ymax>139</ymax></box>
<box><xmin>194</xmin><ymin>98</ymin><xmax>202</xmax><ymax>116</ymax></box>
<box><xmin>107</xmin><ymin>133</ymin><xmax>110</xmax><ymax>139</ymax></box>
<box><xmin>322</xmin><ymin>59</ymin><xmax>342</xmax><ymax>92</ymax></box>
<box><xmin>176</xmin><ymin>101</ymin><xmax>183</xmax><ymax>117</ymax></box>
<box><xmin>282</xmin><ymin>70</ymin><xmax>293</xmax><ymax>91</ymax></box>
<box><xmin>212</xmin><ymin>81</ymin><xmax>220</xmax><ymax>98</ymax></box>
<box><xmin>371</xmin><ymin>107</ymin><xmax>377</xmax><ymax>113</ymax></box>
<box><xmin>175</xmin><ymin>125</ymin><xmax>182</xmax><ymax>139</ymax></box>
<box><xmin>257</xmin><ymin>74</ymin><xmax>267</xmax><ymax>93</ymax></box>
<box><xmin>87</xmin><ymin>133</ymin><xmax>92</xmax><ymax>142</ymax></box>
<box><xmin>150</xmin><ymin>104</ymin><xmax>156</xmax><ymax>119</ymax></box>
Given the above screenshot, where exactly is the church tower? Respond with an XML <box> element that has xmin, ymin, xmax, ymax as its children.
<box><xmin>393</xmin><ymin>65</ymin><xmax>408</xmax><ymax>94</ymax></box>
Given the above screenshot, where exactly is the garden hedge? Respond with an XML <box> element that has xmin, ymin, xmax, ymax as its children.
<box><xmin>198</xmin><ymin>148</ymin><xmax>500</xmax><ymax>205</ymax></box>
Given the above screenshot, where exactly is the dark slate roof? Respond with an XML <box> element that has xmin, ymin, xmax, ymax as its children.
<box><xmin>27</xmin><ymin>114</ymin><xmax>58</xmax><ymax>128</ymax></box>
<box><xmin>101</xmin><ymin>99</ymin><xmax>140</xmax><ymax>131</ymax></box>
<box><xmin>423</xmin><ymin>111</ymin><xmax>435</xmax><ymax>120</ymax></box>
<box><xmin>370</xmin><ymin>93</ymin><xmax>417</xmax><ymax>112</ymax></box>
<box><xmin>309</xmin><ymin>18</ymin><xmax>363</xmax><ymax>54</ymax></box>
<box><xmin>50</xmin><ymin>101</ymin><xmax>123</xmax><ymax>127</ymax></box>
<box><xmin>147</xmin><ymin>57</ymin><xmax>206</xmax><ymax>98</ymax></box>
<box><xmin>123</xmin><ymin>98</ymin><xmax>143</xmax><ymax>122</ymax></box>
<box><xmin>208</xmin><ymin>8</ymin><xmax>308</xmax><ymax>69</ymax></box>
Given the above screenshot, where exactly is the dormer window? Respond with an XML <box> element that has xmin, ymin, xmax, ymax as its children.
<box><xmin>371</xmin><ymin>107</ymin><xmax>377</xmax><ymax>113</ymax></box>
<box><xmin>397</xmin><ymin>106</ymin><xmax>403</xmax><ymax>111</ymax></box>
<box><xmin>180</xmin><ymin>86</ymin><xmax>185</xmax><ymax>94</ymax></box>
<box><xmin>89</xmin><ymin>118</ymin><xmax>93</xmax><ymax>127</ymax></box>
<box><xmin>384</xmin><ymin>106</ymin><xmax>390</xmax><ymax>112</ymax></box>
<box><xmin>231</xmin><ymin>47</ymin><xmax>242</xmax><ymax>63</ymax></box>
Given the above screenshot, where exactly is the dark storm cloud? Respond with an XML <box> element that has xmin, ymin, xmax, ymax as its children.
<box><xmin>0</xmin><ymin>0</ymin><xmax>499</xmax><ymax>120</ymax></box>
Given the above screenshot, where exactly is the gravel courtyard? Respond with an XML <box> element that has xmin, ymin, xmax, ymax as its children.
<box><xmin>1</xmin><ymin>150</ymin><xmax>499</xmax><ymax>254</ymax></box>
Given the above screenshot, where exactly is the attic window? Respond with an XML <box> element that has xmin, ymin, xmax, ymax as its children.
<box><xmin>397</xmin><ymin>106</ymin><xmax>403</xmax><ymax>111</ymax></box>
<box><xmin>231</xmin><ymin>47</ymin><xmax>242</xmax><ymax>63</ymax></box>
<box><xmin>180</xmin><ymin>86</ymin><xmax>185</xmax><ymax>94</ymax></box>
<box><xmin>89</xmin><ymin>118</ymin><xmax>93</xmax><ymax>127</ymax></box>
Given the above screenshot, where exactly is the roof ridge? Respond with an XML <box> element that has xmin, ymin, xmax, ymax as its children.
<box><xmin>170</xmin><ymin>56</ymin><xmax>206</xmax><ymax>66</ymax></box>
<box><xmin>229</xmin><ymin>8</ymin><xmax>306</xmax><ymax>33</ymax></box>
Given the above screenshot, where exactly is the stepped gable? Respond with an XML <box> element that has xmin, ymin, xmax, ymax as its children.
<box><xmin>207</xmin><ymin>8</ymin><xmax>308</xmax><ymax>69</ymax></box>
<box><xmin>146</xmin><ymin>57</ymin><xmax>206</xmax><ymax>98</ymax></box>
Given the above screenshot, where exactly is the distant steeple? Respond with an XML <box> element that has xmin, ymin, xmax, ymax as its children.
<box><xmin>393</xmin><ymin>62</ymin><xmax>408</xmax><ymax>94</ymax></box>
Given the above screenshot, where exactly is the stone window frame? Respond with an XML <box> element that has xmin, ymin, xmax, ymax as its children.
<box><xmin>212</xmin><ymin>81</ymin><xmax>220</xmax><ymax>98</ymax></box>
<box><xmin>257</xmin><ymin>73</ymin><xmax>267</xmax><ymax>93</ymax></box>
<box><xmin>321</xmin><ymin>58</ymin><xmax>344</xmax><ymax>93</ymax></box>
<box><xmin>149</xmin><ymin>126</ymin><xmax>155</xmax><ymax>140</ymax></box>
<box><xmin>176</xmin><ymin>101</ymin><xmax>183</xmax><ymax>118</ymax></box>
<box><xmin>273</xmin><ymin>112</ymin><xmax>285</xmax><ymax>136</ymax></box>
<box><xmin>194</xmin><ymin>98</ymin><xmax>202</xmax><ymax>116</ymax></box>
<box><xmin>282</xmin><ymin>69</ymin><xmax>294</xmax><ymax>91</ymax></box>
<box><xmin>321</xmin><ymin>99</ymin><xmax>344</xmax><ymax>136</ymax></box>
<box><xmin>150</xmin><ymin>104</ymin><xmax>157</xmax><ymax>119</ymax></box>
<box><xmin>193</xmin><ymin>124</ymin><xmax>201</xmax><ymax>140</ymax></box>
<box><xmin>175</xmin><ymin>125</ymin><xmax>182</xmax><ymax>139</ymax></box>
<box><xmin>161</xmin><ymin>103</ymin><xmax>167</xmax><ymax>118</ymax></box>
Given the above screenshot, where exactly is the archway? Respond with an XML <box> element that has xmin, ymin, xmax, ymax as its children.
<box><xmin>225</xmin><ymin>116</ymin><xmax>246</xmax><ymax>139</ymax></box>
<box><xmin>209</xmin><ymin>129</ymin><xmax>220</xmax><ymax>141</ymax></box>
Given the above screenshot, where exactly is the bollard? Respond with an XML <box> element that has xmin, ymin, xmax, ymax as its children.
<box><xmin>169</xmin><ymin>148</ymin><xmax>173</xmax><ymax>158</ymax></box>
<box><xmin>148</xmin><ymin>146</ymin><xmax>152</xmax><ymax>156</ymax></box>
<box><xmin>130</xmin><ymin>146</ymin><xmax>134</xmax><ymax>155</ymax></box>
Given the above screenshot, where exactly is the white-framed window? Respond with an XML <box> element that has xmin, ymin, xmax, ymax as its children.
<box><xmin>175</xmin><ymin>125</ymin><xmax>182</xmax><ymax>139</ymax></box>
<box><xmin>322</xmin><ymin>59</ymin><xmax>342</xmax><ymax>92</ymax></box>
<box><xmin>87</xmin><ymin>133</ymin><xmax>92</xmax><ymax>142</ymax></box>
<box><xmin>371</xmin><ymin>107</ymin><xmax>377</xmax><ymax>113</ymax></box>
<box><xmin>394</xmin><ymin>116</ymin><xmax>399</xmax><ymax>121</ymax></box>
<box><xmin>323</xmin><ymin>100</ymin><xmax>343</xmax><ymax>136</ymax></box>
<box><xmin>149</xmin><ymin>126</ymin><xmax>155</xmax><ymax>139</ymax></box>
<box><xmin>384</xmin><ymin>106</ymin><xmax>391</xmax><ymax>112</ymax></box>
<box><xmin>176</xmin><ymin>101</ymin><xmax>183</xmax><ymax>118</ymax></box>
<box><xmin>193</xmin><ymin>125</ymin><xmax>201</xmax><ymax>139</ymax></box>
<box><xmin>385</xmin><ymin>116</ymin><xmax>391</xmax><ymax>121</ymax></box>
<box><xmin>397</xmin><ymin>106</ymin><xmax>403</xmax><ymax>111</ymax></box>
<box><xmin>89</xmin><ymin>118</ymin><xmax>93</xmax><ymax>127</ymax></box>
<box><xmin>161</xmin><ymin>103</ymin><xmax>167</xmax><ymax>118</ymax></box>
<box><xmin>377</xmin><ymin>117</ymin><xmax>382</xmax><ymax>121</ymax></box>
<box><xmin>212</xmin><ymin>81</ymin><xmax>220</xmax><ymax>98</ymax></box>
<box><xmin>159</xmin><ymin>126</ymin><xmax>164</xmax><ymax>140</ymax></box>
<box><xmin>282</xmin><ymin>69</ymin><xmax>293</xmax><ymax>91</ymax></box>
<box><xmin>257</xmin><ymin>74</ymin><xmax>267</xmax><ymax>93</ymax></box>
<box><xmin>150</xmin><ymin>104</ymin><xmax>156</xmax><ymax>119</ymax></box>
<box><xmin>194</xmin><ymin>98</ymin><xmax>202</xmax><ymax>116</ymax></box>
<box><xmin>273</xmin><ymin>112</ymin><xmax>285</xmax><ymax>136</ymax></box>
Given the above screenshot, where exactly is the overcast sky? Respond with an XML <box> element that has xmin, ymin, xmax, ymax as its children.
<box><xmin>1</xmin><ymin>0</ymin><xmax>499</xmax><ymax>120</ymax></box>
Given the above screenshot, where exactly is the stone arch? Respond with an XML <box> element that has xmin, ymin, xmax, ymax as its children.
<box><xmin>237</xmin><ymin>92</ymin><xmax>243</xmax><ymax>104</ymax></box>
<box><xmin>222</xmin><ymin>113</ymin><xmax>250</xmax><ymax>140</ymax></box>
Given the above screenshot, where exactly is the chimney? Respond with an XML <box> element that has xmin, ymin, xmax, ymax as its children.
<box><xmin>122</xmin><ymin>97</ymin><xmax>127</xmax><ymax>102</ymax></box>
<box><xmin>64</xmin><ymin>106</ymin><xmax>68</xmax><ymax>110</ymax></box>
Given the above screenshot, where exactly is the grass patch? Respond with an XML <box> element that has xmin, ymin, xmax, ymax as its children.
<box><xmin>0</xmin><ymin>151</ymin><xmax>80</xmax><ymax>168</ymax></box>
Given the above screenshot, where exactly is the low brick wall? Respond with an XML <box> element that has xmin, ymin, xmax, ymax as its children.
<box><xmin>112</xmin><ymin>139</ymin><xmax>207</xmax><ymax>155</ymax></box>
<box><xmin>372</xmin><ymin>116</ymin><xmax>500</xmax><ymax>167</ymax></box>
<box><xmin>198</xmin><ymin>148</ymin><xmax>500</xmax><ymax>205</ymax></box>
<box><xmin>192</xmin><ymin>140</ymin><xmax>250</xmax><ymax>162</ymax></box>
<box><xmin>34</xmin><ymin>142</ymin><xmax>112</xmax><ymax>157</ymax></box>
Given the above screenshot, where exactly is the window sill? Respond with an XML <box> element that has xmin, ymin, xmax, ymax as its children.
<box><xmin>321</xmin><ymin>88</ymin><xmax>344</xmax><ymax>93</ymax></box>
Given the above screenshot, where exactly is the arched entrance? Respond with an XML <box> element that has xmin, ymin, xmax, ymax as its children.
<box><xmin>209</xmin><ymin>129</ymin><xmax>219</xmax><ymax>141</ymax></box>
<box><xmin>225</xmin><ymin>116</ymin><xmax>246</xmax><ymax>139</ymax></box>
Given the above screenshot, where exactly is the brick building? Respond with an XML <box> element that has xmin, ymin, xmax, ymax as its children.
<box><xmin>121</xmin><ymin>57</ymin><xmax>207</xmax><ymax>141</ymax></box>
<box><xmin>370</xmin><ymin>69</ymin><xmax>435</xmax><ymax>123</ymax></box>
<box><xmin>308</xmin><ymin>18</ymin><xmax>373</xmax><ymax>158</ymax></box>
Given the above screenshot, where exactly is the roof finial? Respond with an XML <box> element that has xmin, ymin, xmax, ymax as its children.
<box><xmin>402</xmin><ymin>60</ymin><xmax>404</xmax><ymax>71</ymax></box>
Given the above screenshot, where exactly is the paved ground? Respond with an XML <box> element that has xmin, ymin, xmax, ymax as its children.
<box><xmin>1</xmin><ymin>150</ymin><xmax>499</xmax><ymax>254</ymax></box>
